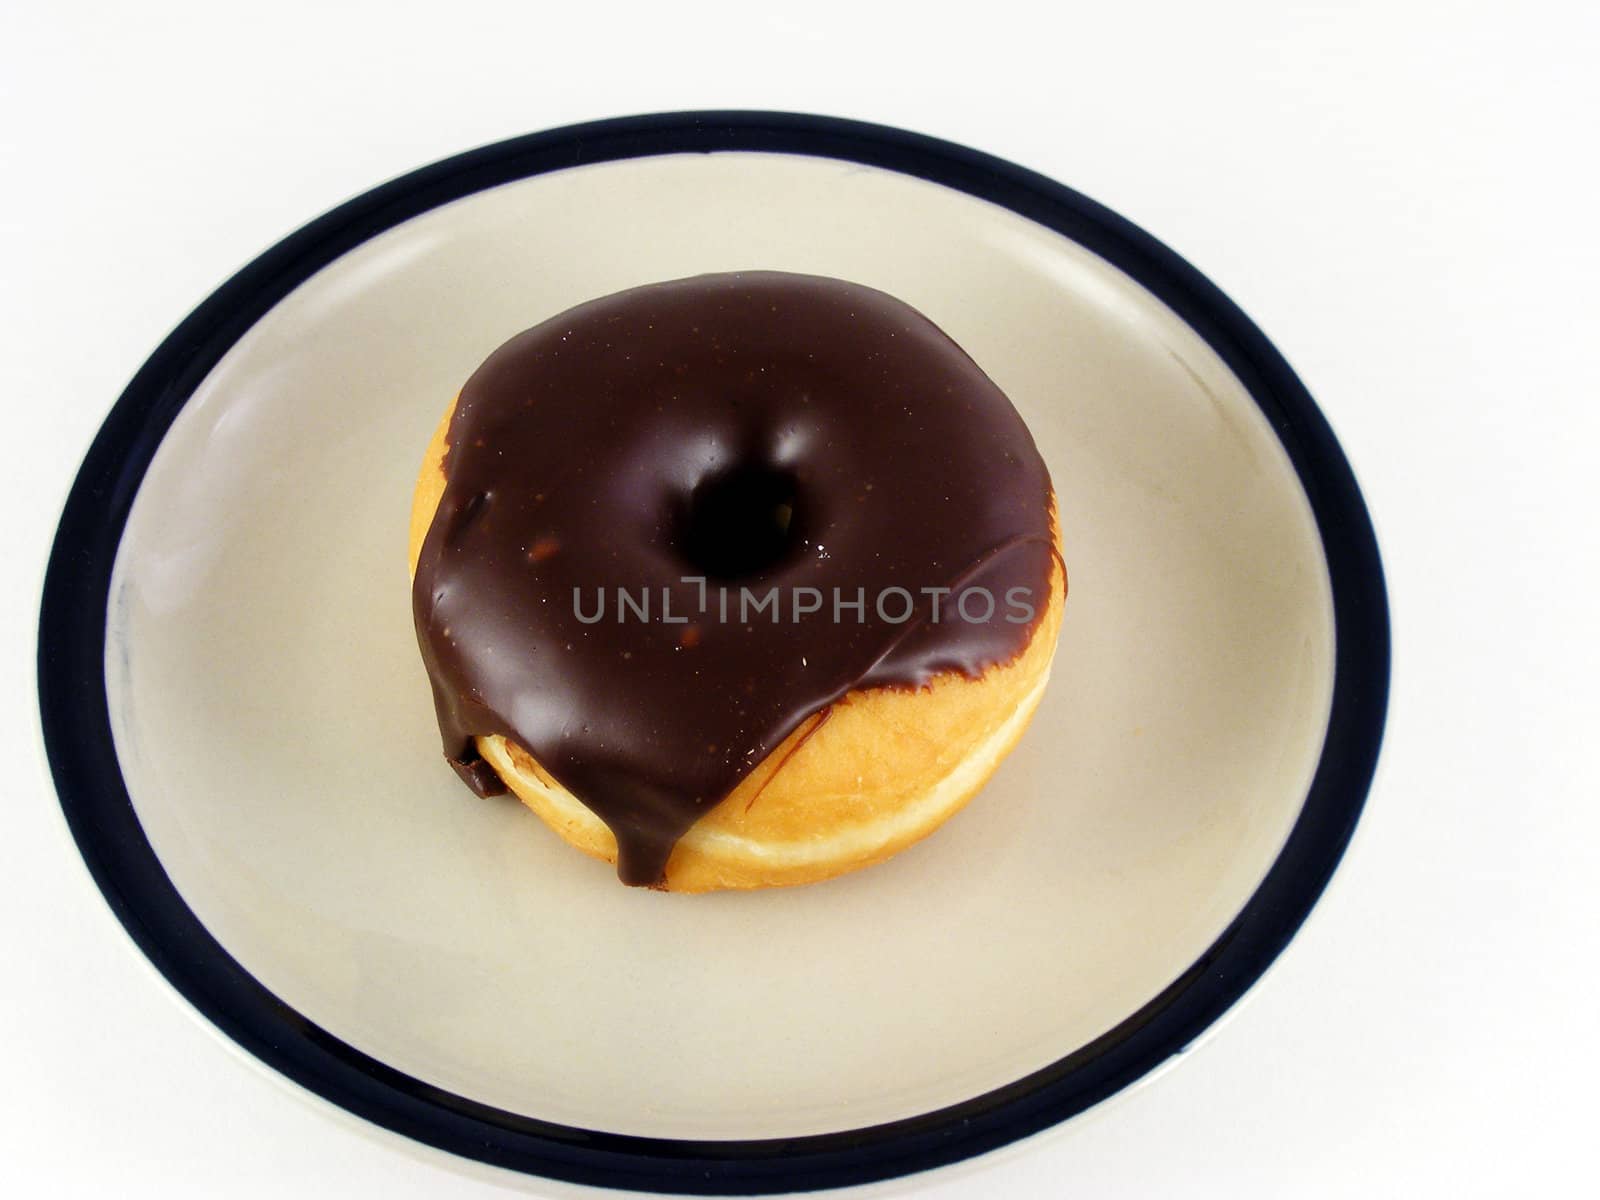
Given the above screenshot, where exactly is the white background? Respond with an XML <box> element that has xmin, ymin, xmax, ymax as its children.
<box><xmin>2</xmin><ymin>2</ymin><xmax>1595</xmax><ymax>1196</ymax></box>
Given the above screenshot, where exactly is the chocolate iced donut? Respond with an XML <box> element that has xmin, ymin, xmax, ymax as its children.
<box><xmin>409</xmin><ymin>271</ymin><xmax>1064</xmax><ymax>890</ymax></box>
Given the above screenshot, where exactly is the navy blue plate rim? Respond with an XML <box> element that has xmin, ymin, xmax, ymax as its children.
<box><xmin>37</xmin><ymin>110</ymin><xmax>1389</xmax><ymax>1195</ymax></box>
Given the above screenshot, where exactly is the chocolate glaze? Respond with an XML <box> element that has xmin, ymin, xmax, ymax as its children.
<box><xmin>412</xmin><ymin>272</ymin><xmax>1057</xmax><ymax>886</ymax></box>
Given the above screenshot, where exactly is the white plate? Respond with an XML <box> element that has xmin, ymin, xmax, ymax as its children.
<box><xmin>39</xmin><ymin>112</ymin><xmax>1387</xmax><ymax>1193</ymax></box>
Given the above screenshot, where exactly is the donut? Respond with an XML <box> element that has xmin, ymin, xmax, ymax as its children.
<box><xmin>409</xmin><ymin>271</ymin><xmax>1065</xmax><ymax>891</ymax></box>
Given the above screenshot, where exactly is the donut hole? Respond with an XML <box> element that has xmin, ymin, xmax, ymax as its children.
<box><xmin>677</xmin><ymin>464</ymin><xmax>804</xmax><ymax>580</ymax></box>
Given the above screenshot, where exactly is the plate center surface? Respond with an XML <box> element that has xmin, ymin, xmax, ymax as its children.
<box><xmin>107</xmin><ymin>152</ymin><xmax>1334</xmax><ymax>1140</ymax></box>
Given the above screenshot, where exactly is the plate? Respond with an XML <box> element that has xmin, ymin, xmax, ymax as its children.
<box><xmin>38</xmin><ymin>111</ymin><xmax>1388</xmax><ymax>1193</ymax></box>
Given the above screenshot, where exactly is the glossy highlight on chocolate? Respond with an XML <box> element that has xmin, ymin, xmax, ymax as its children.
<box><xmin>412</xmin><ymin>271</ymin><xmax>1055</xmax><ymax>885</ymax></box>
